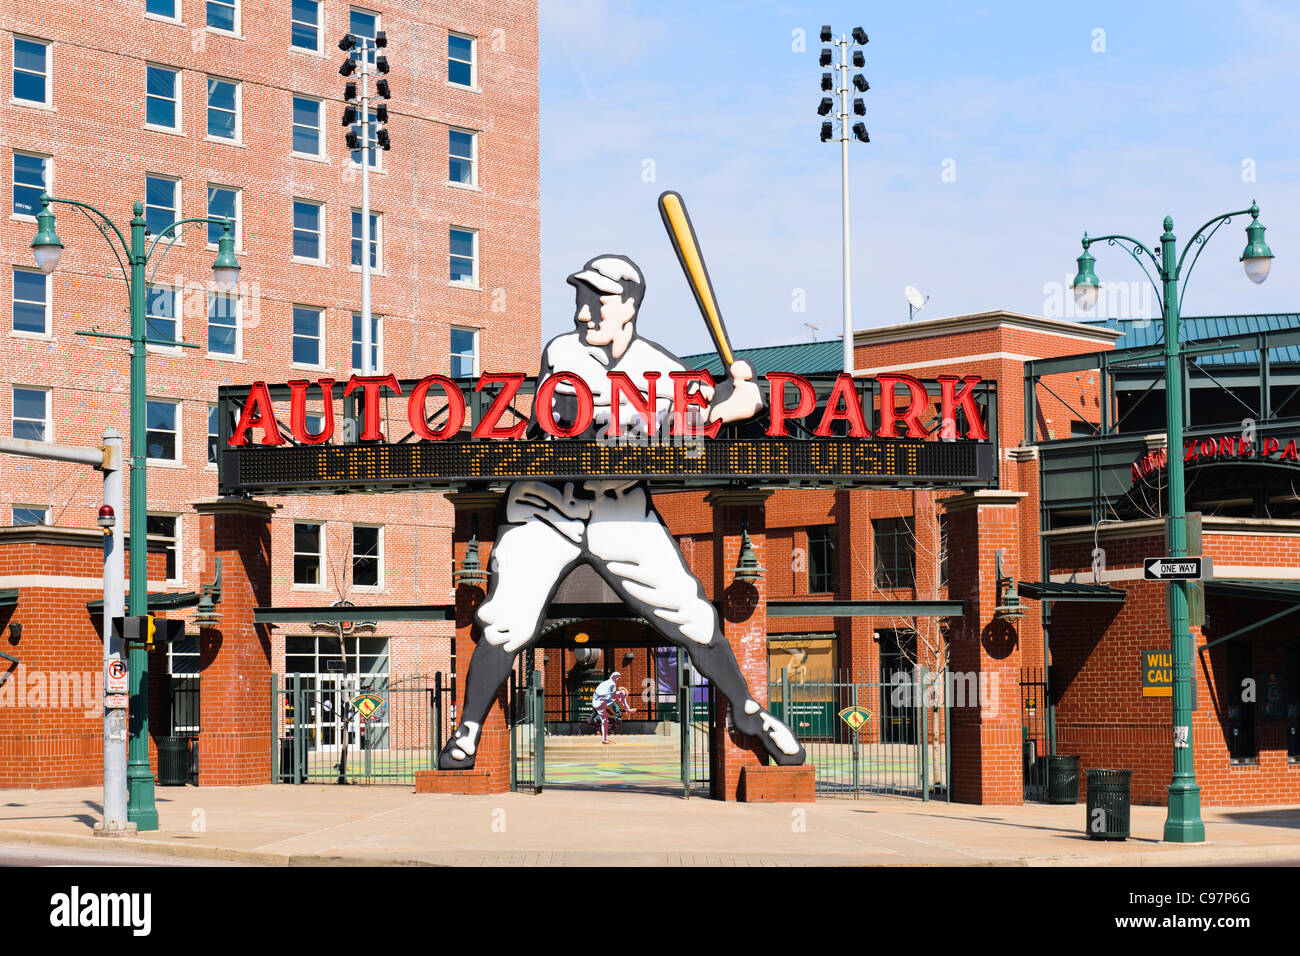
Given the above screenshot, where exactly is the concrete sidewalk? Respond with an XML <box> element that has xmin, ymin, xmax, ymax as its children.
<box><xmin>1</xmin><ymin>784</ymin><xmax>1298</xmax><ymax>866</ymax></box>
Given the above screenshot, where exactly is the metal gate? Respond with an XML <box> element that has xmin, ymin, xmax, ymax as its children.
<box><xmin>769</xmin><ymin>667</ymin><xmax>950</xmax><ymax>799</ymax></box>
<box><xmin>678</xmin><ymin>659</ymin><xmax>713</xmax><ymax>798</ymax></box>
<box><xmin>274</xmin><ymin>673</ymin><xmax>451</xmax><ymax>784</ymax></box>
<box><xmin>1020</xmin><ymin>667</ymin><xmax>1051</xmax><ymax>801</ymax></box>
<box><xmin>510</xmin><ymin>664</ymin><xmax>544</xmax><ymax>793</ymax></box>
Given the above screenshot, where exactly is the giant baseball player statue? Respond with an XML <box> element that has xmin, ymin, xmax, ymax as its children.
<box><xmin>438</xmin><ymin>193</ymin><xmax>806</xmax><ymax>769</ymax></box>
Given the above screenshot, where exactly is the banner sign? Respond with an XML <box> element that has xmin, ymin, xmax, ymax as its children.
<box><xmin>1142</xmin><ymin>649</ymin><xmax>1172</xmax><ymax>697</ymax></box>
<box><xmin>1132</xmin><ymin>433</ymin><xmax>1300</xmax><ymax>483</ymax></box>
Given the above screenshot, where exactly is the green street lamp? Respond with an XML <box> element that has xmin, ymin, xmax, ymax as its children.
<box><xmin>1070</xmin><ymin>201</ymin><xmax>1274</xmax><ymax>844</ymax></box>
<box><xmin>31</xmin><ymin>192</ymin><xmax>241</xmax><ymax>831</ymax></box>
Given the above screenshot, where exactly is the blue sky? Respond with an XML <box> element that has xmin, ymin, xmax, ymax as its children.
<box><xmin>538</xmin><ymin>0</ymin><xmax>1300</xmax><ymax>354</ymax></box>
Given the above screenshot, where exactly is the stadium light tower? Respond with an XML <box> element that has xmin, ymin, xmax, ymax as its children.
<box><xmin>818</xmin><ymin>25</ymin><xmax>870</xmax><ymax>375</ymax></box>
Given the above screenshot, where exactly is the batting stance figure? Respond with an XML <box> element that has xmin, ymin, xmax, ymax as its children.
<box><xmin>438</xmin><ymin>251</ymin><xmax>806</xmax><ymax>769</ymax></box>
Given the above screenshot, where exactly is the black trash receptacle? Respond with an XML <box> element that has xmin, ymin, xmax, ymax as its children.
<box><xmin>1084</xmin><ymin>768</ymin><xmax>1132</xmax><ymax>840</ymax></box>
<box><xmin>156</xmin><ymin>737</ymin><xmax>190</xmax><ymax>787</ymax></box>
<box><xmin>1047</xmin><ymin>755</ymin><xmax>1080</xmax><ymax>804</ymax></box>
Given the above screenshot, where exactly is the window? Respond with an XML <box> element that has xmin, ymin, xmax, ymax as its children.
<box><xmin>351</xmin><ymin>313</ymin><xmax>381</xmax><ymax>372</ymax></box>
<box><xmin>13</xmin><ymin>387</ymin><xmax>50</xmax><ymax>441</ymax></box>
<box><xmin>292</xmin><ymin>306</ymin><xmax>323</xmax><ymax>366</ymax></box>
<box><xmin>291</xmin><ymin>0</ymin><xmax>322</xmax><ymax>52</ymax></box>
<box><xmin>146</xmin><ymin>0</ymin><xmax>179</xmax><ymax>20</ymax></box>
<box><xmin>207</xmin><ymin>291</ymin><xmax>239</xmax><ymax>356</ymax></box>
<box><xmin>808</xmin><ymin>526</ymin><xmax>838</xmax><ymax>593</ymax></box>
<box><xmin>292</xmin><ymin>96</ymin><xmax>323</xmax><ymax>156</ymax></box>
<box><xmin>12</xmin><ymin>268</ymin><xmax>49</xmax><ymax>335</ymax></box>
<box><xmin>292</xmin><ymin>200</ymin><xmax>323</xmax><ymax>260</ymax></box>
<box><xmin>12</xmin><ymin>506</ymin><xmax>48</xmax><ymax>526</ymax></box>
<box><xmin>285</xmin><ymin>635</ymin><xmax>389</xmax><ymax>679</ymax></box>
<box><xmin>206</xmin><ymin>184</ymin><xmax>239</xmax><ymax>247</ymax></box>
<box><xmin>12</xmin><ymin>152</ymin><xmax>49</xmax><ymax>218</ymax></box>
<box><xmin>449</xmin><ymin>228</ymin><xmax>476</xmax><ymax>285</ymax></box>
<box><xmin>353</xmin><ymin>525</ymin><xmax>381</xmax><ymax>588</ymax></box>
<box><xmin>450</xmin><ymin>326</ymin><xmax>478</xmax><ymax>378</ymax></box>
<box><xmin>147</xmin><ymin>514</ymin><xmax>180</xmax><ymax>581</ymax></box>
<box><xmin>350</xmin><ymin>210</ymin><xmax>380</xmax><ymax>269</ymax></box>
<box><xmin>145</xmin><ymin>285</ymin><xmax>181</xmax><ymax>347</ymax></box>
<box><xmin>207</xmin><ymin>405</ymin><xmax>220</xmax><ymax>465</ymax></box>
<box><xmin>206</xmin><ymin>76</ymin><xmax>239</xmax><ymax>140</ymax></box>
<box><xmin>349</xmin><ymin>8</ymin><xmax>378</xmax><ymax>64</ymax></box>
<box><xmin>448</xmin><ymin>32</ymin><xmax>475</xmax><ymax>88</ymax></box>
<box><xmin>348</xmin><ymin>110</ymin><xmax>379</xmax><ymax>168</ymax></box>
<box><xmin>293</xmin><ymin>522</ymin><xmax>323</xmax><ymax>586</ymax></box>
<box><xmin>145</xmin><ymin>65</ymin><xmax>180</xmax><ymax>130</ymax></box>
<box><xmin>207</xmin><ymin>0</ymin><xmax>237</xmax><ymax>33</ymax></box>
<box><xmin>13</xmin><ymin>37</ymin><xmax>50</xmax><ymax>106</ymax></box>
<box><xmin>449</xmin><ymin>128</ymin><xmax>475</xmax><ymax>186</ymax></box>
<box><xmin>145</xmin><ymin>400</ymin><xmax>180</xmax><ymax>462</ymax></box>
<box><xmin>938</xmin><ymin>513</ymin><xmax>949</xmax><ymax>588</ymax></box>
<box><xmin>873</xmin><ymin>516</ymin><xmax>915</xmax><ymax>589</ymax></box>
<box><xmin>144</xmin><ymin>175</ymin><xmax>179</xmax><ymax>237</ymax></box>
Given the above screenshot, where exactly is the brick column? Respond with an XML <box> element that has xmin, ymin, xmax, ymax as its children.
<box><xmin>940</xmin><ymin>490</ymin><xmax>1028</xmax><ymax>805</ymax></box>
<box><xmin>705</xmin><ymin>490</ymin><xmax>771</xmax><ymax>801</ymax></box>
<box><xmin>416</xmin><ymin>491</ymin><xmax>508</xmax><ymax>795</ymax></box>
<box><xmin>193</xmin><ymin>498</ymin><xmax>275</xmax><ymax>786</ymax></box>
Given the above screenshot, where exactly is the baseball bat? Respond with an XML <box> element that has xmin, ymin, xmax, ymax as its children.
<box><xmin>658</xmin><ymin>190</ymin><xmax>736</xmax><ymax>369</ymax></box>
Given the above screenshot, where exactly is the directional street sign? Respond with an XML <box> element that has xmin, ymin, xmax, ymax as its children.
<box><xmin>1143</xmin><ymin>557</ymin><xmax>1204</xmax><ymax>581</ymax></box>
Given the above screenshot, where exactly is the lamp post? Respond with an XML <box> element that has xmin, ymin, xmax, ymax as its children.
<box><xmin>1070</xmin><ymin>202</ymin><xmax>1274</xmax><ymax>843</ymax></box>
<box><xmin>31</xmin><ymin>191</ymin><xmax>241</xmax><ymax>831</ymax></box>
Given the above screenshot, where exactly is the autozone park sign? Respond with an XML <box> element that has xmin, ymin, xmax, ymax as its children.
<box><xmin>1132</xmin><ymin>433</ymin><xmax>1300</xmax><ymax>482</ymax></box>
<box><xmin>216</xmin><ymin>371</ymin><xmax>998</xmax><ymax>495</ymax></box>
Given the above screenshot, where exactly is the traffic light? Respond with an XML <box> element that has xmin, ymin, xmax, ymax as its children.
<box><xmin>118</xmin><ymin>614</ymin><xmax>184</xmax><ymax>648</ymax></box>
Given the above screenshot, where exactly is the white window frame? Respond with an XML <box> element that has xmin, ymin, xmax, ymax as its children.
<box><xmin>290</xmin><ymin>0</ymin><xmax>323</xmax><ymax>54</ymax></box>
<box><xmin>11</xmin><ymin>266</ymin><xmax>50</xmax><ymax>338</ymax></box>
<box><xmin>12</xmin><ymin>150</ymin><xmax>51</xmax><ymax>220</ymax></box>
<box><xmin>144</xmin><ymin>63</ymin><xmax>182</xmax><ymax>133</ymax></box>
<box><xmin>11</xmin><ymin>385</ymin><xmax>51</xmax><ymax>443</ymax></box>
<box><xmin>12</xmin><ymin>504</ymin><xmax>49</xmax><ymax>526</ymax></box>
<box><xmin>206</xmin><ymin>290</ymin><xmax>241</xmax><ymax>359</ymax></box>
<box><xmin>12</xmin><ymin>35</ymin><xmax>52</xmax><ymax>108</ymax></box>
<box><xmin>293</xmin><ymin>521</ymin><xmax>325</xmax><ymax>589</ymax></box>
<box><xmin>447</xmin><ymin>31</ymin><xmax>477</xmax><ymax>90</ymax></box>
<box><xmin>291</xmin><ymin>94</ymin><xmax>325</xmax><ymax>159</ymax></box>
<box><xmin>205</xmin><ymin>0</ymin><xmax>240</xmax><ymax>35</ymax></box>
<box><xmin>147</xmin><ymin>512</ymin><xmax>183</xmax><ymax>584</ymax></box>
<box><xmin>350</xmin><ymin>208</ymin><xmax>382</xmax><ymax>272</ymax></box>
<box><xmin>351</xmin><ymin>312</ymin><xmax>383</xmax><ymax>374</ymax></box>
<box><xmin>450</xmin><ymin>325</ymin><xmax>480</xmax><ymax>378</ymax></box>
<box><xmin>144</xmin><ymin>284</ymin><xmax>183</xmax><ymax>353</ymax></box>
<box><xmin>144</xmin><ymin>0</ymin><xmax>182</xmax><ymax>24</ymax></box>
<box><xmin>448</xmin><ymin>128</ymin><xmax>477</xmax><ymax>189</ymax></box>
<box><xmin>349</xmin><ymin>7</ymin><xmax>380</xmax><ymax>65</ymax></box>
<box><xmin>145</xmin><ymin>398</ymin><xmax>182</xmax><ymax>464</ymax></box>
<box><xmin>292</xmin><ymin>199</ymin><xmax>325</xmax><ymax>263</ymax></box>
<box><xmin>144</xmin><ymin>174</ymin><xmax>182</xmax><ymax>240</ymax></box>
<box><xmin>448</xmin><ymin>227</ymin><xmax>478</xmax><ymax>288</ymax></box>
<box><xmin>291</xmin><ymin>304</ymin><xmax>325</xmax><ymax>369</ymax></box>
<box><xmin>205</xmin><ymin>183</ymin><xmax>241</xmax><ymax>249</ymax></box>
<box><xmin>348</xmin><ymin>108</ymin><xmax>381</xmax><ymax>171</ymax></box>
<box><xmin>351</xmin><ymin>524</ymin><xmax>383</xmax><ymax>590</ymax></box>
<box><xmin>205</xmin><ymin>75</ymin><xmax>241</xmax><ymax>143</ymax></box>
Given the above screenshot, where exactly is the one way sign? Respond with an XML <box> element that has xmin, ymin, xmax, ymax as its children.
<box><xmin>1144</xmin><ymin>557</ymin><xmax>1204</xmax><ymax>580</ymax></box>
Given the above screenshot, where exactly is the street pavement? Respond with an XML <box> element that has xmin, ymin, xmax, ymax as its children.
<box><xmin>0</xmin><ymin>783</ymin><xmax>1298</xmax><ymax>866</ymax></box>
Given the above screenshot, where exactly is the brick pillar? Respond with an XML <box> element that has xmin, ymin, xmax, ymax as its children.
<box><xmin>940</xmin><ymin>490</ymin><xmax>1028</xmax><ymax>805</ymax></box>
<box><xmin>706</xmin><ymin>490</ymin><xmax>771</xmax><ymax>801</ymax></box>
<box><xmin>193</xmin><ymin>498</ymin><xmax>274</xmax><ymax>786</ymax></box>
<box><xmin>416</xmin><ymin>491</ymin><xmax>509</xmax><ymax>795</ymax></box>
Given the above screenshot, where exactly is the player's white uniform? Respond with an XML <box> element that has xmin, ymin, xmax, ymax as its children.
<box><xmin>476</xmin><ymin>332</ymin><xmax>720</xmax><ymax>653</ymax></box>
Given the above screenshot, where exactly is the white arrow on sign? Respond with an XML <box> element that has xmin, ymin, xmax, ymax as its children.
<box><xmin>1145</xmin><ymin>558</ymin><xmax>1202</xmax><ymax>579</ymax></box>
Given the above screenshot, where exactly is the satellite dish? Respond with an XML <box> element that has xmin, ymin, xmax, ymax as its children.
<box><xmin>905</xmin><ymin>286</ymin><xmax>925</xmax><ymax>310</ymax></box>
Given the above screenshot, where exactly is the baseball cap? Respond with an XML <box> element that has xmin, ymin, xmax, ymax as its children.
<box><xmin>567</xmin><ymin>255</ymin><xmax>644</xmax><ymax>297</ymax></box>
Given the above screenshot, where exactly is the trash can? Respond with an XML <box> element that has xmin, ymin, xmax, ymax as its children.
<box><xmin>156</xmin><ymin>736</ymin><xmax>190</xmax><ymax>787</ymax></box>
<box><xmin>1046</xmin><ymin>755</ymin><xmax>1080</xmax><ymax>804</ymax></box>
<box><xmin>1084</xmin><ymin>768</ymin><xmax>1132</xmax><ymax>840</ymax></box>
<box><xmin>279</xmin><ymin>737</ymin><xmax>304</xmax><ymax>783</ymax></box>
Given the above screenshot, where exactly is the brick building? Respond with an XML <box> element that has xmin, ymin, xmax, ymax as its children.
<box><xmin>0</xmin><ymin>1</ymin><xmax>539</xmax><ymax>784</ymax></box>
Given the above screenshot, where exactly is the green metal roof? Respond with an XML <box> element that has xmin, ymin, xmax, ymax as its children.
<box><xmin>1086</xmin><ymin>313</ymin><xmax>1300</xmax><ymax>366</ymax></box>
<box><xmin>681</xmin><ymin>339</ymin><xmax>843</xmax><ymax>377</ymax></box>
<box><xmin>1018</xmin><ymin>581</ymin><xmax>1126</xmax><ymax>602</ymax></box>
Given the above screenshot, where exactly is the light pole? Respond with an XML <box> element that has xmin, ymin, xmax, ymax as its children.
<box><xmin>1070</xmin><ymin>202</ymin><xmax>1274</xmax><ymax>843</ymax></box>
<box><xmin>31</xmin><ymin>192</ymin><xmax>241</xmax><ymax>831</ymax></box>
<box><xmin>817</xmin><ymin>24</ymin><xmax>870</xmax><ymax>375</ymax></box>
